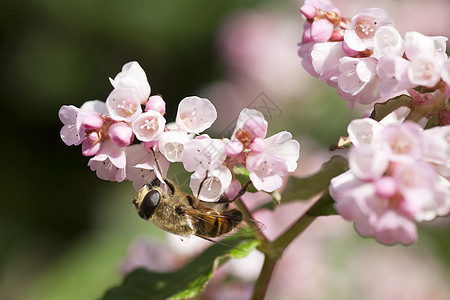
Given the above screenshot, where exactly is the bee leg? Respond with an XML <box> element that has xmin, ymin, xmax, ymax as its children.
<box><xmin>217</xmin><ymin>180</ymin><xmax>251</xmax><ymax>203</ymax></box>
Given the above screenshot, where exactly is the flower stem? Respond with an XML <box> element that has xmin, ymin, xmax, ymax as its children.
<box><xmin>251</xmin><ymin>254</ymin><xmax>278</xmax><ymax>300</ymax></box>
<box><xmin>247</xmin><ymin>209</ymin><xmax>316</xmax><ymax>300</ymax></box>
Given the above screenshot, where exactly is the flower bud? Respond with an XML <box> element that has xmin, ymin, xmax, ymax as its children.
<box><xmin>300</xmin><ymin>4</ymin><xmax>317</xmax><ymax>19</ymax></box>
<box><xmin>109</xmin><ymin>122</ymin><xmax>133</xmax><ymax>147</ymax></box>
<box><xmin>226</xmin><ymin>140</ymin><xmax>244</xmax><ymax>157</ymax></box>
<box><xmin>330</xmin><ymin>29</ymin><xmax>344</xmax><ymax>41</ymax></box>
<box><xmin>249</xmin><ymin>137</ymin><xmax>265</xmax><ymax>153</ymax></box>
<box><xmin>310</xmin><ymin>19</ymin><xmax>334</xmax><ymax>42</ymax></box>
<box><xmin>145</xmin><ymin>95</ymin><xmax>166</xmax><ymax>115</ymax></box>
<box><xmin>375</xmin><ymin>176</ymin><xmax>398</xmax><ymax>198</ymax></box>
<box><xmin>242</xmin><ymin>116</ymin><xmax>268</xmax><ymax>139</ymax></box>
<box><xmin>82</xmin><ymin>139</ymin><xmax>101</xmax><ymax>156</ymax></box>
<box><xmin>82</xmin><ymin>113</ymin><xmax>103</xmax><ymax>130</ymax></box>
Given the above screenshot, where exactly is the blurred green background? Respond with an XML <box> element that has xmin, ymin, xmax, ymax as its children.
<box><xmin>0</xmin><ymin>0</ymin><xmax>449</xmax><ymax>299</ymax></box>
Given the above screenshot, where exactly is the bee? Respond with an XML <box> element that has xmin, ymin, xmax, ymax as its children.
<box><xmin>132</xmin><ymin>149</ymin><xmax>250</xmax><ymax>239</ymax></box>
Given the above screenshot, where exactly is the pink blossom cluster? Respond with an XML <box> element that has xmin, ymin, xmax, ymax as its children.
<box><xmin>330</xmin><ymin>118</ymin><xmax>450</xmax><ymax>245</ymax></box>
<box><xmin>58</xmin><ymin>62</ymin><xmax>300</xmax><ymax>201</ymax></box>
<box><xmin>298</xmin><ymin>0</ymin><xmax>450</xmax><ymax>108</ymax></box>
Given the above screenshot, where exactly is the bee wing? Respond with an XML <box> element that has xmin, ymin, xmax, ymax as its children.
<box><xmin>183</xmin><ymin>207</ymin><xmax>265</xmax><ymax>239</ymax></box>
<box><xmin>182</xmin><ymin>207</ymin><xmax>242</xmax><ymax>238</ymax></box>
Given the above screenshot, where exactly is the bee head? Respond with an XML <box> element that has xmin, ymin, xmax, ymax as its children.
<box><xmin>135</xmin><ymin>185</ymin><xmax>161</xmax><ymax>220</ymax></box>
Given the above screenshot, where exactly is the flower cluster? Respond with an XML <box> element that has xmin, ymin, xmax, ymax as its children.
<box><xmin>298</xmin><ymin>0</ymin><xmax>450</xmax><ymax>109</ymax></box>
<box><xmin>330</xmin><ymin>118</ymin><xmax>450</xmax><ymax>245</ymax></box>
<box><xmin>58</xmin><ymin>61</ymin><xmax>300</xmax><ymax>201</ymax></box>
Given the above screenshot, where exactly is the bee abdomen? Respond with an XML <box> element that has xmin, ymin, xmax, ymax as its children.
<box><xmin>196</xmin><ymin>209</ymin><xmax>242</xmax><ymax>238</ymax></box>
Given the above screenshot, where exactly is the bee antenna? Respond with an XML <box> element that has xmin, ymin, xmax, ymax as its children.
<box><xmin>150</xmin><ymin>147</ymin><xmax>165</xmax><ymax>180</ymax></box>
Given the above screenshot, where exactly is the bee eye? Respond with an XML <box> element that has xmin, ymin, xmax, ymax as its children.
<box><xmin>140</xmin><ymin>190</ymin><xmax>160</xmax><ymax>219</ymax></box>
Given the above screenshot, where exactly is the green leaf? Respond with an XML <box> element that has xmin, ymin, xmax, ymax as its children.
<box><xmin>101</xmin><ymin>235</ymin><xmax>259</xmax><ymax>300</ymax></box>
<box><xmin>424</xmin><ymin>113</ymin><xmax>439</xmax><ymax>129</ymax></box>
<box><xmin>306</xmin><ymin>192</ymin><xmax>338</xmax><ymax>216</ymax></box>
<box><xmin>234</xmin><ymin>167</ymin><xmax>257</xmax><ymax>193</ymax></box>
<box><xmin>370</xmin><ymin>95</ymin><xmax>412</xmax><ymax>121</ymax></box>
<box><xmin>282</xmin><ymin>155</ymin><xmax>348</xmax><ymax>202</ymax></box>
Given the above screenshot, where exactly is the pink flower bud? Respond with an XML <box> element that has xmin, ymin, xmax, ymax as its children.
<box><xmin>300</xmin><ymin>4</ymin><xmax>317</xmax><ymax>19</ymax></box>
<box><xmin>302</xmin><ymin>28</ymin><xmax>313</xmax><ymax>43</ymax></box>
<box><xmin>82</xmin><ymin>139</ymin><xmax>101</xmax><ymax>156</ymax></box>
<box><xmin>226</xmin><ymin>140</ymin><xmax>244</xmax><ymax>157</ymax></box>
<box><xmin>330</xmin><ymin>29</ymin><xmax>344</xmax><ymax>41</ymax></box>
<box><xmin>145</xmin><ymin>95</ymin><xmax>166</xmax><ymax>115</ymax></box>
<box><xmin>109</xmin><ymin>122</ymin><xmax>133</xmax><ymax>147</ymax></box>
<box><xmin>249</xmin><ymin>137</ymin><xmax>265</xmax><ymax>153</ymax></box>
<box><xmin>375</xmin><ymin>176</ymin><xmax>398</xmax><ymax>198</ymax></box>
<box><xmin>243</xmin><ymin>116</ymin><xmax>268</xmax><ymax>139</ymax></box>
<box><xmin>310</xmin><ymin>19</ymin><xmax>334</xmax><ymax>42</ymax></box>
<box><xmin>87</xmin><ymin>131</ymin><xmax>100</xmax><ymax>143</ymax></box>
<box><xmin>82</xmin><ymin>113</ymin><xmax>104</xmax><ymax>130</ymax></box>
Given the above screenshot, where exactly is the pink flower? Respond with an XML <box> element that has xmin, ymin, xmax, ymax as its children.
<box><xmin>330</xmin><ymin>119</ymin><xmax>450</xmax><ymax>245</ymax></box>
<box><xmin>404</xmin><ymin>32</ymin><xmax>446</xmax><ymax>88</ymax></box>
<box><xmin>126</xmin><ymin>143</ymin><xmax>169</xmax><ymax>191</ymax></box>
<box><xmin>343</xmin><ymin>8</ymin><xmax>394</xmax><ymax>52</ymax></box>
<box><xmin>88</xmin><ymin>140</ymin><xmax>127</xmax><ymax>182</ymax></box>
<box><xmin>158</xmin><ymin>130</ymin><xmax>191</xmax><ymax>162</ymax></box>
<box><xmin>246</xmin><ymin>132</ymin><xmax>300</xmax><ymax>192</ymax></box>
<box><xmin>175</xmin><ymin>96</ymin><xmax>217</xmax><ymax>134</ymax></box>
<box><xmin>106</xmin><ymin>87</ymin><xmax>142</xmax><ymax>122</ymax></box>
<box><xmin>59</xmin><ymin>100</ymin><xmax>108</xmax><ymax>146</ymax></box>
<box><xmin>247</xmin><ymin>152</ymin><xmax>288</xmax><ymax>192</ymax></box>
<box><xmin>109</xmin><ymin>61</ymin><xmax>151</xmax><ymax>105</ymax></box>
<box><xmin>372</xmin><ymin>26</ymin><xmax>404</xmax><ymax>58</ymax></box>
<box><xmin>189</xmin><ymin>166</ymin><xmax>232</xmax><ymax>202</ymax></box>
<box><xmin>422</xmin><ymin>125</ymin><xmax>450</xmax><ymax>177</ymax></box>
<box><xmin>337</xmin><ymin>57</ymin><xmax>380</xmax><ymax>106</ymax></box>
<box><xmin>377</xmin><ymin>54</ymin><xmax>412</xmax><ymax>97</ymax></box>
<box><xmin>181</xmin><ymin>137</ymin><xmax>227</xmax><ymax>173</ymax></box>
<box><xmin>379</xmin><ymin>121</ymin><xmax>424</xmax><ymax>163</ymax></box>
<box><xmin>242</xmin><ymin>116</ymin><xmax>268</xmax><ymax>139</ymax></box>
<box><xmin>231</xmin><ymin>108</ymin><xmax>265</xmax><ymax>139</ymax></box>
<box><xmin>59</xmin><ymin>105</ymin><xmax>83</xmax><ymax>146</ymax></box>
<box><xmin>310</xmin><ymin>42</ymin><xmax>346</xmax><ymax>87</ymax></box>
<box><xmin>131</xmin><ymin>110</ymin><xmax>166</xmax><ymax>142</ymax></box>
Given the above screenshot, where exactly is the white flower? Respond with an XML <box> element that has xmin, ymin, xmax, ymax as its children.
<box><xmin>175</xmin><ymin>96</ymin><xmax>217</xmax><ymax>134</ymax></box>
<box><xmin>110</xmin><ymin>61</ymin><xmax>151</xmax><ymax>104</ymax></box>
<box><xmin>190</xmin><ymin>166</ymin><xmax>232</xmax><ymax>202</ymax></box>
<box><xmin>159</xmin><ymin>130</ymin><xmax>191</xmax><ymax>162</ymax></box>
<box><xmin>131</xmin><ymin>110</ymin><xmax>166</xmax><ymax>142</ymax></box>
